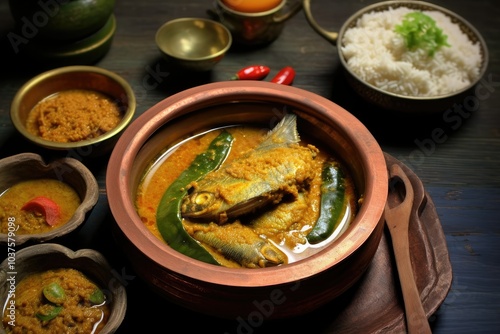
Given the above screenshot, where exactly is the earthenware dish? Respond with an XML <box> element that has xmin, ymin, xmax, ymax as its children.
<box><xmin>155</xmin><ymin>18</ymin><xmax>232</xmax><ymax>71</ymax></box>
<box><xmin>10</xmin><ymin>65</ymin><xmax>136</xmax><ymax>157</ymax></box>
<box><xmin>0</xmin><ymin>243</ymin><xmax>127</xmax><ymax>334</ymax></box>
<box><xmin>106</xmin><ymin>81</ymin><xmax>388</xmax><ymax>319</ymax></box>
<box><xmin>303</xmin><ymin>0</ymin><xmax>489</xmax><ymax>113</ymax></box>
<box><xmin>0</xmin><ymin>153</ymin><xmax>99</xmax><ymax>246</ymax></box>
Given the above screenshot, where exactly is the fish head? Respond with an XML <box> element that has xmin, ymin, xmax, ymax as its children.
<box><xmin>181</xmin><ymin>190</ymin><xmax>224</xmax><ymax>220</ymax></box>
<box><xmin>257</xmin><ymin>243</ymin><xmax>288</xmax><ymax>268</ymax></box>
<box><xmin>182</xmin><ymin>188</ymin><xmax>285</xmax><ymax>224</ymax></box>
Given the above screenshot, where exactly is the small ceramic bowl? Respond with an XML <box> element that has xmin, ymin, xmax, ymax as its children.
<box><xmin>303</xmin><ymin>0</ymin><xmax>489</xmax><ymax>113</ymax></box>
<box><xmin>106</xmin><ymin>81</ymin><xmax>388</xmax><ymax>319</ymax></box>
<box><xmin>0</xmin><ymin>243</ymin><xmax>127</xmax><ymax>334</ymax></box>
<box><xmin>0</xmin><ymin>153</ymin><xmax>99</xmax><ymax>246</ymax></box>
<box><xmin>155</xmin><ymin>18</ymin><xmax>232</xmax><ymax>71</ymax></box>
<box><xmin>10</xmin><ymin>65</ymin><xmax>136</xmax><ymax>157</ymax></box>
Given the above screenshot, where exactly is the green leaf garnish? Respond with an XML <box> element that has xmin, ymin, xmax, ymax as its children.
<box><xmin>395</xmin><ymin>11</ymin><xmax>450</xmax><ymax>57</ymax></box>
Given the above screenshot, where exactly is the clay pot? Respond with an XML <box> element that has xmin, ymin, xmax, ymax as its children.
<box><xmin>106</xmin><ymin>81</ymin><xmax>387</xmax><ymax>319</ymax></box>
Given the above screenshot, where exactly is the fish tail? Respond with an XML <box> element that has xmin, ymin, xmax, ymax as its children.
<box><xmin>260</xmin><ymin>113</ymin><xmax>300</xmax><ymax>147</ymax></box>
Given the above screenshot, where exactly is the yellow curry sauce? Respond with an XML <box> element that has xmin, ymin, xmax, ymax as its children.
<box><xmin>2</xmin><ymin>268</ymin><xmax>110</xmax><ymax>334</ymax></box>
<box><xmin>0</xmin><ymin>179</ymin><xmax>81</xmax><ymax>234</ymax></box>
<box><xmin>26</xmin><ymin>89</ymin><xmax>122</xmax><ymax>143</ymax></box>
<box><xmin>136</xmin><ymin>126</ymin><xmax>358</xmax><ymax>267</ymax></box>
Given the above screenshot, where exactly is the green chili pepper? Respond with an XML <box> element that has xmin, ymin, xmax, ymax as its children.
<box><xmin>156</xmin><ymin>130</ymin><xmax>234</xmax><ymax>265</ymax></box>
<box><xmin>42</xmin><ymin>282</ymin><xmax>65</xmax><ymax>304</ymax></box>
<box><xmin>307</xmin><ymin>160</ymin><xmax>347</xmax><ymax>244</ymax></box>
<box><xmin>36</xmin><ymin>306</ymin><xmax>63</xmax><ymax>321</ymax></box>
<box><xmin>89</xmin><ymin>288</ymin><xmax>105</xmax><ymax>305</ymax></box>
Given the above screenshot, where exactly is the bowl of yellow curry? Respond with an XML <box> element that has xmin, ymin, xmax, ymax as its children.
<box><xmin>0</xmin><ymin>153</ymin><xmax>99</xmax><ymax>246</ymax></box>
<box><xmin>10</xmin><ymin>65</ymin><xmax>136</xmax><ymax>158</ymax></box>
<box><xmin>0</xmin><ymin>243</ymin><xmax>127</xmax><ymax>334</ymax></box>
<box><xmin>106</xmin><ymin>81</ymin><xmax>388</xmax><ymax>319</ymax></box>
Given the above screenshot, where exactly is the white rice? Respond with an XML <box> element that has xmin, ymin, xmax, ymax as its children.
<box><xmin>341</xmin><ymin>7</ymin><xmax>482</xmax><ymax>97</ymax></box>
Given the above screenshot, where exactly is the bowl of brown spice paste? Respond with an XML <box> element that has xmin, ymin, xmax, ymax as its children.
<box><xmin>10</xmin><ymin>65</ymin><xmax>136</xmax><ymax>157</ymax></box>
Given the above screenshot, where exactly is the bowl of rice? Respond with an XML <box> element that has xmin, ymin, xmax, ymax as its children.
<box><xmin>303</xmin><ymin>0</ymin><xmax>489</xmax><ymax>113</ymax></box>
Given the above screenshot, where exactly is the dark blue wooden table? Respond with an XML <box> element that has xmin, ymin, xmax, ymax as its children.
<box><xmin>1</xmin><ymin>0</ymin><xmax>499</xmax><ymax>333</ymax></box>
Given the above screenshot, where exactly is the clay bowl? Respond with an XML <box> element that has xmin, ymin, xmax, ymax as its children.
<box><xmin>0</xmin><ymin>153</ymin><xmax>98</xmax><ymax>246</ymax></box>
<box><xmin>10</xmin><ymin>65</ymin><xmax>136</xmax><ymax>158</ymax></box>
<box><xmin>106</xmin><ymin>81</ymin><xmax>388</xmax><ymax>319</ymax></box>
<box><xmin>303</xmin><ymin>0</ymin><xmax>489</xmax><ymax>113</ymax></box>
<box><xmin>155</xmin><ymin>18</ymin><xmax>232</xmax><ymax>71</ymax></box>
<box><xmin>0</xmin><ymin>243</ymin><xmax>127</xmax><ymax>334</ymax></box>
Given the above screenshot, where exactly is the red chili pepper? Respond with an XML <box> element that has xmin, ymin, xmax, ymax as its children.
<box><xmin>22</xmin><ymin>196</ymin><xmax>61</xmax><ymax>226</ymax></box>
<box><xmin>232</xmin><ymin>65</ymin><xmax>270</xmax><ymax>80</ymax></box>
<box><xmin>271</xmin><ymin>66</ymin><xmax>296</xmax><ymax>85</ymax></box>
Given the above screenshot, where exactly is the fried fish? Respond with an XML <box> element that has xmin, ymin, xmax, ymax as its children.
<box><xmin>181</xmin><ymin>114</ymin><xmax>318</xmax><ymax>224</ymax></box>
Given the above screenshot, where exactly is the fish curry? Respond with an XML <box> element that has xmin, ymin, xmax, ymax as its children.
<box><xmin>136</xmin><ymin>114</ymin><xmax>359</xmax><ymax>268</ymax></box>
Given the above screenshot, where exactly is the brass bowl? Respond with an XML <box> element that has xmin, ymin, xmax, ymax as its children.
<box><xmin>303</xmin><ymin>0</ymin><xmax>489</xmax><ymax>113</ymax></box>
<box><xmin>0</xmin><ymin>243</ymin><xmax>127</xmax><ymax>334</ymax></box>
<box><xmin>155</xmin><ymin>18</ymin><xmax>232</xmax><ymax>71</ymax></box>
<box><xmin>106</xmin><ymin>81</ymin><xmax>388</xmax><ymax>319</ymax></box>
<box><xmin>0</xmin><ymin>153</ymin><xmax>98</xmax><ymax>247</ymax></box>
<box><xmin>10</xmin><ymin>65</ymin><xmax>136</xmax><ymax>158</ymax></box>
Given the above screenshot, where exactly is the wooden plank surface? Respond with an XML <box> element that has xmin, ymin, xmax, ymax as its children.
<box><xmin>1</xmin><ymin>0</ymin><xmax>499</xmax><ymax>333</ymax></box>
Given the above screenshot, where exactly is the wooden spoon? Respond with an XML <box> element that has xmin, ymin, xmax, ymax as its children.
<box><xmin>385</xmin><ymin>164</ymin><xmax>432</xmax><ymax>334</ymax></box>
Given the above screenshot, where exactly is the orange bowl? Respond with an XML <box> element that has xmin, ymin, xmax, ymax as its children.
<box><xmin>106</xmin><ymin>81</ymin><xmax>387</xmax><ymax>319</ymax></box>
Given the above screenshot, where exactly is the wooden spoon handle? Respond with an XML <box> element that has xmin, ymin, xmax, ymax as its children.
<box><xmin>391</xmin><ymin>230</ymin><xmax>432</xmax><ymax>334</ymax></box>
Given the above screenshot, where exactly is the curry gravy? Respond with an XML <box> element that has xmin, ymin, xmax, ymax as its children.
<box><xmin>0</xmin><ymin>179</ymin><xmax>81</xmax><ymax>235</ymax></box>
<box><xmin>2</xmin><ymin>268</ymin><xmax>109</xmax><ymax>333</ymax></box>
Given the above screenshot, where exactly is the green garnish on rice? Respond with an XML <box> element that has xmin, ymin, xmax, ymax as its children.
<box><xmin>395</xmin><ymin>11</ymin><xmax>450</xmax><ymax>56</ymax></box>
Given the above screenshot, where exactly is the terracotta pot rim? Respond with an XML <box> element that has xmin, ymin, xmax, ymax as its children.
<box><xmin>106</xmin><ymin>81</ymin><xmax>387</xmax><ymax>287</ymax></box>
